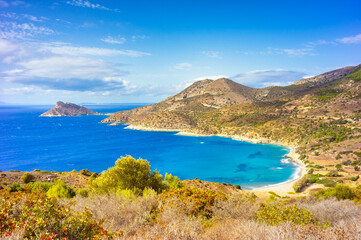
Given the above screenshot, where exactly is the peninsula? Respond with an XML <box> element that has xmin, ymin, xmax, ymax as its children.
<box><xmin>103</xmin><ymin>64</ymin><xmax>361</xmax><ymax>193</ymax></box>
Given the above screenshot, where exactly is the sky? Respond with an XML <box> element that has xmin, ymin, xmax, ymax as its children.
<box><xmin>0</xmin><ymin>0</ymin><xmax>360</xmax><ymax>104</ymax></box>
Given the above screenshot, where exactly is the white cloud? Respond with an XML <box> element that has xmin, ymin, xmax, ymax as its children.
<box><xmin>66</xmin><ymin>0</ymin><xmax>119</xmax><ymax>12</ymax></box>
<box><xmin>269</xmin><ymin>47</ymin><xmax>315</xmax><ymax>56</ymax></box>
<box><xmin>0</xmin><ymin>12</ymin><xmax>46</xmax><ymax>22</ymax></box>
<box><xmin>101</xmin><ymin>35</ymin><xmax>126</xmax><ymax>44</ymax></box>
<box><xmin>232</xmin><ymin>69</ymin><xmax>306</xmax><ymax>88</ymax></box>
<box><xmin>3</xmin><ymin>56</ymin><xmax>131</xmax><ymax>91</ymax></box>
<box><xmin>201</xmin><ymin>51</ymin><xmax>222</xmax><ymax>59</ymax></box>
<box><xmin>41</xmin><ymin>44</ymin><xmax>151</xmax><ymax>57</ymax></box>
<box><xmin>174</xmin><ymin>62</ymin><xmax>192</xmax><ymax>70</ymax></box>
<box><xmin>337</xmin><ymin>33</ymin><xmax>361</xmax><ymax>44</ymax></box>
<box><xmin>0</xmin><ymin>0</ymin><xmax>30</xmax><ymax>7</ymax></box>
<box><xmin>132</xmin><ymin>35</ymin><xmax>147</xmax><ymax>41</ymax></box>
<box><xmin>0</xmin><ymin>21</ymin><xmax>54</xmax><ymax>39</ymax></box>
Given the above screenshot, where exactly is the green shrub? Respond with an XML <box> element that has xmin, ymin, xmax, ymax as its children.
<box><xmin>293</xmin><ymin>175</ymin><xmax>312</xmax><ymax>192</ymax></box>
<box><xmin>320</xmin><ymin>179</ymin><xmax>336</xmax><ymax>187</ymax></box>
<box><xmin>10</xmin><ymin>182</ymin><xmax>22</xmax><ymax>192</ymax></box>
<box><xmin>256</xmin><ymin>202</ymin><xmax>318</xmax><ymax>226</ymax></box>
<box><xmin>164</xmin><ymin>173</ymin><xmax>184</xmax><ymax>189</ymax></box>
<box><xmin>46</xmin><ymin>180</ymin><xmax>76</xmax><ymax>198</ymax></box>
<box><xmin>0</xmin><ymin>191</ymin><xmax>115</xmax><ymax>239</ymax></box>
<box><xmin>80</xmin><ymin>169</ymin><xmax>92</xmax><ymax>176</ymax></box>
<box><xmin>350</xmin><ymin>175</ymin><xmax>359</xmax><ymax>181</ymax></box>
<box><xmin>90</xmin><ymin>155</ymin><xmax>166</xmax><ymax>194</ymax></box>
<box><xmin>21</xmin><ymin>173</ymin><xmax>35</xmax><ymax>184</ymax></box>
<box><xmin>326</xmin><ymin>170</ymin><xmax>338</xmax><ymax>177</ymax></box>
<box><xmin>335</xmin><ymin>164</ymin><xmax>342</xmax><ymax>170</ymax></box>
<box><xmin>27</xmin><ymin>181</ymin><xmax>53</xmax><ymax>193</ymax></box>
<box><xmin>315</xmin><ymin>184</ymin><xmax>354</xmax><ymax>200</ymax></box>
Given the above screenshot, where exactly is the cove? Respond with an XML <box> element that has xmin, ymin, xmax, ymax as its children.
<box><xmin>0</xmin><ymin>104</ymin><xmax>300</xmax><ymax>189</ymax></box>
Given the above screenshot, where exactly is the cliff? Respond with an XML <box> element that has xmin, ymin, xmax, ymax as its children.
<box><xmin>40</xmin><ymin>101</ymin><xmax>99</xmax><ymax>117</ymax></box>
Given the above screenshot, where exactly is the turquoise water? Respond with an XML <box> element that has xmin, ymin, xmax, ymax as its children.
<box><xmin>0</xmin><ymin>104</ymin><xmax>299</xmax><ymax>189</ymax></box>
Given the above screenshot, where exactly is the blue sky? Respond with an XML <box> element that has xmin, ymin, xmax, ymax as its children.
<box><xmin>0</xmin><ymin>0</ymin><xmax>360</xmax><ymax>104</ymax></box>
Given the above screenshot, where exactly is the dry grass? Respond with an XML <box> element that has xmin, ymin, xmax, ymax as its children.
<box><xmin>67</xmin><ymin>193</ymin><xmax>361</xmax><ymax>240</ymax></box>
<box><xmin>71</xmin><ymin>193</ymin><xmax>158</xmax><ymax>236</ymax></box>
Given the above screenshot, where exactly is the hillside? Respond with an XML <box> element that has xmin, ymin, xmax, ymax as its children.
<box><xmin>40</xmin><ymin>101</ymin><xmax>99</xmax><ymax>117</ymax></box>
<box><xmin>102</xmin><ymin>64</ymin><xmax>361</xmax><ymax>191</ymax></box>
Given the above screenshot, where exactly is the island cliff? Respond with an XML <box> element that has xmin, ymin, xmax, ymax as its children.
<box><xmin>40</xmin><ymin>101</ymin><xmax>99</xmax><ymax>117</ymax></box>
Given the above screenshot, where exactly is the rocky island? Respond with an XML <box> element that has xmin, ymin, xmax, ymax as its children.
<box><xmin>40</xmin><ymin>101</ymin><xmax>99</xmax><ymax>117</ymax></box>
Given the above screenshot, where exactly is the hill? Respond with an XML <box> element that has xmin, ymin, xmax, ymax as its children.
<box><xmin>40</xmin><ymin>101</ymin><xmax>99</xmax><ymax>117</ymax></box>
<box><xmin>102</xmin><ymin>64</ymin><xmax>361</xmax><ymax>191</ymax></box>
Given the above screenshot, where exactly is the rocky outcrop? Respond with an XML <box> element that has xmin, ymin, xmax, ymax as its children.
<box><xmin>40</xmin><ymin>101</ymin><xmax>98</xmax><ymax>117</ymax></box>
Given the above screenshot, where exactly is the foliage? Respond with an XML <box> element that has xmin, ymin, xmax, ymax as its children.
<box><xmin>0</xmin><ymin>190</ymin><xmax>117</xmax><ymax>239</ymax></box>
<box><xmin>315</xmin><ymin>184</ymin><xmax>355</xmax><ymax>200</ymax></box>
<box><xmin>46</xmin><ymin>180</ymin><xmax>76</xmax><ymax>198</ymax></box>
<box><xmin>21</xmin><ymin>173</ymin><xmax>34</xmax><ymax>184</ymax></box>
<box><xmin>79</xmin><ymin>169</ymin><xmax>93</xmax><ymax>176</ymax></box>
<box><xmin>293</xmin><ymin>175</ymin><xmax>312</xmax><ymax>192</ymax></box>
<box><xmin>9</xmin><ymin>183</ymin><xmax>22</xmax><ymax>193</ymax></box>
<box><xmin>256</xmin><ymin>202</ymin><xmax>319</xmax><ymax>226</ymax></box>
<box><xmin>90</xmin><ymin>155</ymin><xmax>166</xmax><ymax>194</ymax></box>
<box><xmin>164</xmin><ymin>173</ymin><xmax>184</xmax><ymax>189</ymax></box>
<box><xmin>27</xmin><ymin>181</ymin><xmax>52</xmax><ymax>193</ymax></box>
<box><xmin>350</xmin><ymin>175</ymin><xmax>359</xmax><ymax>181</ymax></box>
<box><xmin>326</xmin><ymin>170</ymin><xmax>338</xmax><ymax>177</ymax></box>
<box><xmin>159</xmin><ymin>187</ymin><xmax>226</xmax><ymax>218</ymax></box>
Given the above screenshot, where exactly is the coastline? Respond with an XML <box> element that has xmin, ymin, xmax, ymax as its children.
<box><xmin>123</xmin><ymin>124</ymin><xmax>306</xmax><ymax>193</ymax></box>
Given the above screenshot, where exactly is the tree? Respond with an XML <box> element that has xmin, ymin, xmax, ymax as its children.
<box><xmin>90</xmin><ymin>155</ymin><xmax>166</xmax><ymax>193</ymax></box>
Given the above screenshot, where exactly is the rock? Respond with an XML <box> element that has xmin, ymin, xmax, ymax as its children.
<box><xmin>40</xmin><ymin>101</ymin><xmax>99</xmax><ymax>117</ymax></box>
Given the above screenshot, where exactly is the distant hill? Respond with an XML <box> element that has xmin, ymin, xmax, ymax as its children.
<box><xmin>40</xmin><ymin>101</ymin><xmax>99</xmax><ymax>117</ymax></box>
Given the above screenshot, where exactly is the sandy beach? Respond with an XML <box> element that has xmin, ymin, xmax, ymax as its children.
<box><xmin>123</xmin><ymin>124</ymin><xmax>306</xmax><ymax>193</ymax></box>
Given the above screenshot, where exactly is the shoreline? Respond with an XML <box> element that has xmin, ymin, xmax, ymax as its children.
<box><xmin>121</xmin><ymin>124</ymin><xmax>306</xmax><ymax>193</ymax></box>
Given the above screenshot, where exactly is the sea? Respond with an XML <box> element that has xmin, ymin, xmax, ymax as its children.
<box><xmin>0</xmin><ymin>104</ymin><xmax>300</xmax><ymax>189</ymax></box>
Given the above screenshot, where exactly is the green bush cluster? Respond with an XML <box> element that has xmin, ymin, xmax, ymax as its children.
<box><xmin>90</xmin><ymin>155</ymin><xmax>166</xmax><ymax>194</ymax></box>
<box><xmin>293</xmin><ymin>175</ymin><xmax>312</xmax><ymax>192</ymax></box>
<box><xmin>21</xmin><ymin>173</ymin><xmax>34</xmax><ymax>184</ymax></box>
<box><xmin>46</xmin><ymin>180</ymin><xmax>76</xmax><ymax>198</ymax></box>
<box><xmin>256</xmin><ymin>202</ymin><xmax>318</xmax><ymax>226</ymax></box>
<box><xmin>315</xmin><ymin>184</ymin><xmax>355</xmax><ymax>200</ymax></box>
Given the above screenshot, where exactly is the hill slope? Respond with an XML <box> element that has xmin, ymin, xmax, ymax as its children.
<box><xmin>102</xmin><ymin>64</ymin><xmax>361</xmax><ymax>189</ymax></box>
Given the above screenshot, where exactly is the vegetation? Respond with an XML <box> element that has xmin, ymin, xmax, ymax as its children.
<box><xmin>90</xmin><ymin>155</ymin><xmax>165</xmax><ymax>194</ymax></box>
<box><xmin>1</xmin><ymin>157</ymin><xmax>361</xmax><ymax>239</ymax></box>
<box><xmin>20</xmin><ymin>173</ymin><xmax>34</xmax><ymax>184</ymax></box>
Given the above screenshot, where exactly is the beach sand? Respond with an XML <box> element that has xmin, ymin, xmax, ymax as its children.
<box><xmin>124</xmin><ymin>124</ymin><xmax>306</xmax><ymax>194</ymax></box>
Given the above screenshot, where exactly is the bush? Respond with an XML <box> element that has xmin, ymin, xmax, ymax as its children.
<box><xmin>21</xmin><ymin>173</ymin><xmax>35</xmax><ymax>184</ymax></box>
<box><xmin>10</xmin><ymin>182</ymin><xmax>22</xmax><ymax>192</ymax></box>
<box><xmin>0</xmin><ymin>191</ymin><xmax>116</xmax><ymax>239</ymax></box>
<box><xmin>80</xmin><ymin>169</ymin><xmax>92</xmax><ymax>176</ymax></box>
<box><xmin>315</xmin><ymin>184</ymin><xmax>355</xmax><ymax>200</ymax></box>
<box><xmin>256</xmin><ymin>202</ymin><xmax>319</xmax><ymax>226</ymax></box>
<box><xmin>27</xmin><ymin>181</ymin><xmax>53</xmax><ymax>193</ymax></box>
<box><xmin>350</xmin><ymin>175</ymin><xmax>359</xmax><ymax>181</ymax></box>
<box><xmin>320</xmin><ymin>179</ymin><xmax>336</xmax><ymax>188</ymax></box>
<box><xmin>90</xmin><ymin>155</ymin><xmax>166</xmax><ymax>194</ymax></box>
<box><xmin>326</xmin><ymin>170</ymin><xmax>338</xmax><ymax>177</ymax></box>
<box><xmin>159</xmin><ymin>187</ymin><xmax>226</xmax><ymax>218</ymax></box>
<box><xmin>46</xmin><ymin>180</ymin><xmax>76</xmax><ymax>198</ymax></box>
<box><xmin>164</xmin><ymin>173</ymin><xmax>184</xmax><ymax>189</ymax></box>
<box><xmin>293</xmin><ymin>175</ymin><xmax>312</xmax><ymax>192</ymax></box>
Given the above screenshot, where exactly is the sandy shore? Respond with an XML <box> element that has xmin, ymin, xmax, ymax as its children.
<box><xmin>123</xmin><ymin>124</ymin><xmax>306</xmax><ymax>193</ymax></box>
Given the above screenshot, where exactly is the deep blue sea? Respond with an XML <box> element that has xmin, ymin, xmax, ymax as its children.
<box><xmin>0</xmin><ymin>104</ymin><xmax>300</xmax><ymax>189</ymax></box>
